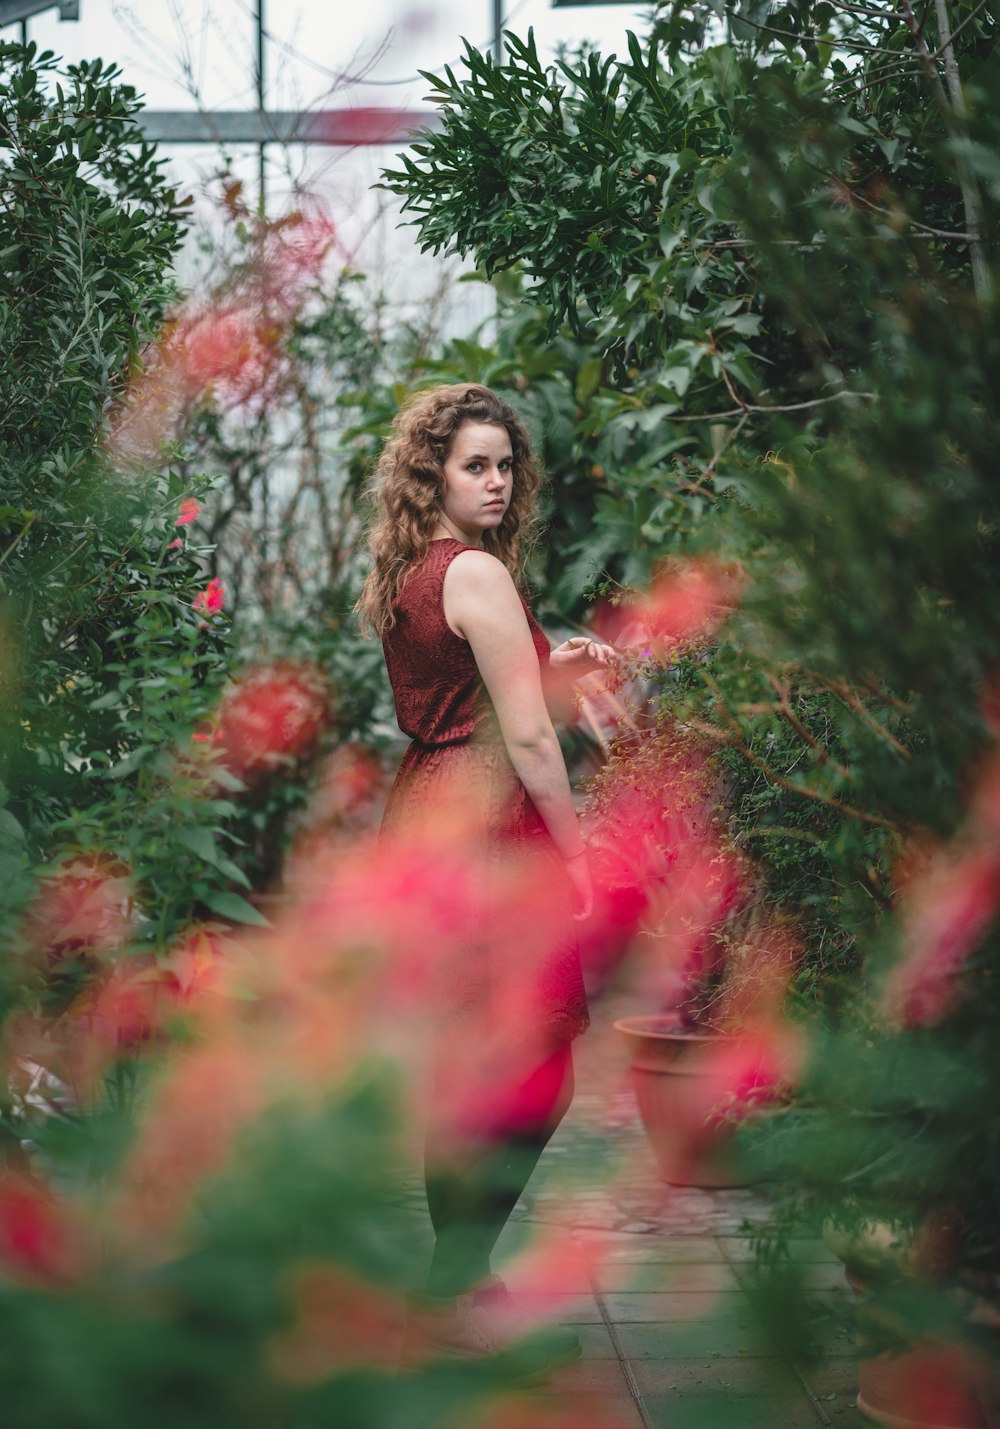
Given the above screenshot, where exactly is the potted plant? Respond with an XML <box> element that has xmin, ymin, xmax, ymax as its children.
<box><xmin>581</xmin><ymin>656</ymin><xmax>802</xmax><ymax>1187</ymax></box>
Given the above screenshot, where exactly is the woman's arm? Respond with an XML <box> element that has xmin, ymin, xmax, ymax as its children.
<box><xmin>443</xmin><ymin>550</ymin><xmax>592</xmax><ymax>918</ymax></box>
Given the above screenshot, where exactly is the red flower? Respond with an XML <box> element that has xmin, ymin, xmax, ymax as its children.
<box><xmin>176</xmin><ymin>497</ymin><xmax>201</xmax><ymax>526</ymax></box>
<box><xmin>0</xmin><ymin>1172</ymin><xmax>88</xmax><ymax>1285</ymax></box>
<box><xmin>860</xmin><ymin>1342</ymin><xmax>988</xmax><ymax>1429</ymax></box>
<box><xmin>66</xmin><ymin>958</ymin><xmax>165</xmax><ymax>1054</ymax></box>
<box><xmin>193</xmin><ymin>577</ymin><xmax>225</xmax><ymax>616</ymax></box>
<box><xmin>882</xmin><ymin>846</ymin><xmax>1000</xmax><ymax>1026</ymax></box>
<box><xmin>216</xmin><ymin>662</ymin><xmax>331</xmax><ymax>780</ymax></box>
<box><xmin>596</xmin><ymin>559</ymin><xmax>742</xmax><ymax>658</ymax></box>
<box><xmin>172</xmin><ymin>305</ymin><xmax>278</xmax><ymax>403</ymax></box>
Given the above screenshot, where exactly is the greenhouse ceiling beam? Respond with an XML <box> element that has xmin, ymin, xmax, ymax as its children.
<box><xmin>135</xmin><ymin>109</ymin><xmax>440</xmax><ymax>147</ymax></box>
<box><xmin>0</xmin><ymin>0</ymin><xmax>77</xmax><ymax>23</ymax></box>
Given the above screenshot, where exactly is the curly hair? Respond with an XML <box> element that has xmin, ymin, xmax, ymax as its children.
<box><xmin>355</xmin><ymin>383</ymin><xmax>544</xmax><ymax>638</ymax></box>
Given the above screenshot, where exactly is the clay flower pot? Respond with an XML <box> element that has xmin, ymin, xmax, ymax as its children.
<box><xmin>613</xmin><ymin>1015</ymin><xmax>766</xmax><ymax>1188</ymax></box>
<box><xmin>821</xmin><ymin>1219</ymin><xmax>1000</xmax><ymax>1429</ymax></box>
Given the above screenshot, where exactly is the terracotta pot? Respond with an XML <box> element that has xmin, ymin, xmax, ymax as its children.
<box><xmin>613</xmin><ymin>1015</ymin><xmax>759</xmax><ymax>1187</ymax></box>
<box><xmin>856</xmin><ymin>1342</ymin><xmax>990</xmax><ymax>1429</ymax></box>
<box><xmin>822</xmin><ymin>1220</ymin><xmax>1000</xmax><ymax>1429</ymax></box>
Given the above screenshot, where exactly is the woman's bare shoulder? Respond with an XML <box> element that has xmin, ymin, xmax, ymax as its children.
<box><xmin>446</xmin><ymin>548</ymin><xmax>514</xmax><ymax>589</ymax></box>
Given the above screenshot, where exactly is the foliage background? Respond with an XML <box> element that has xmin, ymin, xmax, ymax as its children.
<box><xmin>2</xmin><ymin>0</ymin><xmax>1000</xmax><ymax>1416</ymax></box>
<box><xmin>382</xmin><ymin>0</ymin><xmax>1000</xmax><ymax>1320</ymax></box>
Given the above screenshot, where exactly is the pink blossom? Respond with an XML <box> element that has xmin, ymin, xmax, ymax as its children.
<box><xmin>0</xmin><ymin>1172</ymin><xmax>90</xmax><ymax>1285</ymax></box>
<box><xmin>882</xmin><ymin>847</ymin><xmax>1000</xmax><ymax>1027</ymax></box>
<box><xmin>23</xmin><ymin>855</ymin><xmax>133</xmax><ymax>959</ymax></box>
<box><xmin>193</xmin><ymin>577</ymin><xmax>225</xmax><ymax>616</ymax></box>
<box><xmin>171</xmin><ymin>305</ymin><xmax>278</xmax><ymax>405</ymax></box>
<box><xmin>596</xmin><ymin>559</ymin><xmax>742</xmax><ymax>659</ymax></box>
<box><xmin>216</xmin><ymin>662</ymin><xmax>331</xmax><ymax>780</ymax></box>
<box><xmin>266</xmin><ymin>207</ymin><xmax>339</xmax><ymax>289</ymax></box>
<box><xmin>176</xmin><ymin>498</ymin><xmax>201</xmax><ymax>526</ymax></box>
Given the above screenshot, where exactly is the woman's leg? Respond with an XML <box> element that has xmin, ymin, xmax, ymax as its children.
<box><xmin>423</xmin><ymin>1040</ymin><xmax>575</xmax><ymax>1299</ymax></box>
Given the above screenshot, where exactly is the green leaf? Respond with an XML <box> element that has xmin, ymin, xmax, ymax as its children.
<box><xmin>108</xmin><ymin>745</ymin><xmax>154</xmax><ymax>779</ymax></box>
<box><xmin>200</xmin><ymin>890</ymin><xmax>270</xmax><ymax>926</ymax></box>
<box><xmin>0</xmin><ymin>808</ymin><xmax>26</xmax><ymax>845</ymax></box>
<box><xmin>576</xmin><ymin>358</ymin><xmax>603</xmax><ymax>404</ymax></box>
<box><xmin>177</xmin><ymin>825</ymin><xmax>219</xmax><ymax>864</ymax></box>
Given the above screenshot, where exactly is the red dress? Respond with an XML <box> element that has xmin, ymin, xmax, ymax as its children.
<box><xmin>380</xmin><ymin>538</ymin><xmax>589</xmax><ymax>1047</ymax></box>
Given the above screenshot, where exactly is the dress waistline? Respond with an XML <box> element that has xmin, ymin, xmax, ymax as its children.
<box><xmin>407</xmin><ymin>732</ymin><xmax>474</xmax><ymax>751</ymax></box>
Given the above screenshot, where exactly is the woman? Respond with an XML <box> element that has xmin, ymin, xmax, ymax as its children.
<box><xmin>357</xmin><ymin>383</ymin><xmax>612</xmax><ymax>1363</ymax></box>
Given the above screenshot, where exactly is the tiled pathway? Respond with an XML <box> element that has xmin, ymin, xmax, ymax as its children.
<box><xmin>491</xmin><ymin>1003</ymin><xmax>865</xmax><ymax>1429</ymax></box>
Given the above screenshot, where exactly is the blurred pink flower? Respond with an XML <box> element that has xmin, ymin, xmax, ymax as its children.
<box><xmin>263</xmin><ymin>206</ymin><xmax>340</xmax><ymax>293</ymax></box>
<box><xmin>698</xmin><ymin>1022</ymin><xmax>803</xmax><ymax>1127</ymax></box>
<box><xmin>0</xmin><ymin>1172</ymin><xmax>89</xmax><ymax>1285</ymax></box>
<box><xmin>882</xmin><ymin>846</ymin><xmax>1000</xmax><ymax>1027</ymax></box>
<box><xmin>595</xmin><ymin>558</ymin><xmax>742</xmax><ymax>658</ymax></box>
<box><xmin>22</xmin><ymin>854</ymin><xmax>133</xmax><ymax>959</ymax></box>
<box><xmin>115</xmin><ymin>1038</ymin><xmax>266</xmax><ymax>1243</ymax></box>
<box><xmin>216</xmin><ymin>662</ymin><xmax>332</xmax><ymax>781</ymax></box>
<box><xmin>176</xmin><ymin>497</ymin><xmax>201</xmax><ymax>526</ymax></box>
<box><xmin>171</xmin><ymin>305</ymin><xmax>279</xmax><ymax>405</ymax></box>
<box><xmin>193</xmin><ymin>577</ymin><xmax>225</xmax><ymax>616</ymax></box>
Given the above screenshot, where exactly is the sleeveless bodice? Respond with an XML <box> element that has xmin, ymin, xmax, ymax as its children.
<box><xmin>382</xmin><ymin>538</ymin><xmax>550</xmax><ymax>747</ymax></box>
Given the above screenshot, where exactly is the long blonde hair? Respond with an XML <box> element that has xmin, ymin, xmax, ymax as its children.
<box><xmin>355</xmin><ymin>383</ymin><xmax>543</xmax><ymax>638</ymax></box>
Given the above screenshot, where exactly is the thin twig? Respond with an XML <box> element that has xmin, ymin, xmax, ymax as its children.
<box><xmin>0</xmin><ymin>511</ymin><xmax>38</xmax><ymax>569</ymax></box>
<box><xmin>688</xmin><ymin>719</ymin><xmax>904</xmax><ymax>831</ymax></box>
<box><xmin>822</xmin><ymin>679</ymin><xmax>913</xmax><ymax>758</ymax></box>
<box><xmin>849</xmin><ymin>65</ymin><xmax>927</xmax><ymax>93</ymax></box>
<box><xmin>669</xmin><ymin>390</ymin><xmax>876</xmax><ymax>422</ymax></box>
<box><xmin>764</xmin><ymin>672</ymin><xmax>855</xmax><ymax>780</ymax></box>
<box><xmin>825</xmin><ymin>0</ymin><xmax>907</xmax><ymax>19</ymax></box>
<box><xmin>697</xmin><ymin>409</ymin><xmax>751</xmax><ymax>484</ymax></box>
<box><xmin>724</xmin><ymin>7</ymin><xmax>921</xmax><ymax>56</ymax></box>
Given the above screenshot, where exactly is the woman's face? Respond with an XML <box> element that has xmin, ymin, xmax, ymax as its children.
<box><xmin>438</xmin><ymin>421</ymin><xmax>513</xmax><ymax>545</ymax></box>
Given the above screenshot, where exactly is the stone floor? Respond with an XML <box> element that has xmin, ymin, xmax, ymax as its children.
<box><xmin>488</xmin><ymin>1000</ymin><xmax>866</xmax><ymax>1429</ymax></box>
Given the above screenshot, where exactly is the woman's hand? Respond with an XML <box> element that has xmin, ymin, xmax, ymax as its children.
<box><xmin>564</xmin><ymin>850</ymin><xmax>593</xmax><ymax>921</ymax></box>
<box><xmin>549</xmin><ymin>637</ymin><xmax>618</xmax><ymax>675</ymax></box>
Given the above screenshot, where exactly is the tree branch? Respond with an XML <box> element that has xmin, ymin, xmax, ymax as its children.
<box><xmin>670</xmin><ymin>390</ymin><xmax>876</xmax><ymax>422</ymax></box>
<box><xmin>821</xmin><ymin>679</ymin><xmax>914</xmax><ymax>758</ymax></box>
<box><xmin>929</xmin><ymin>0</ymin><xmax>991</xmax><ymax>60</ymax></box>
<box><xmin>724</xmin><ymin>7</ymin><xmax>923</xmax><ymax>56</ymax></box>
<box><xmin>899</xmin><ymin>0</ymin><xmax>991</xmax><ymax>301</ymax></box>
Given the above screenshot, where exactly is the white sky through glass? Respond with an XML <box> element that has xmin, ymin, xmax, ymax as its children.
<box><xmin>18</xmin><ymin>1</ymin><xmax>653</xmax><ymax>329</ymax></box>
